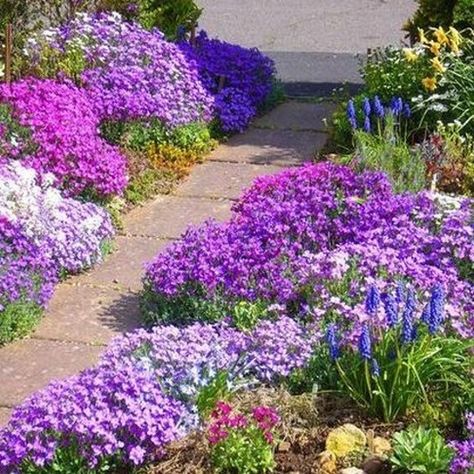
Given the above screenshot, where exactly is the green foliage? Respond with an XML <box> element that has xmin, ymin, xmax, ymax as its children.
<box><xmin>328</xmin><ymin>329</ymin><xmax>473</xmax><ymax>423</ymax></box>
<box><xmin>403</xmin><ymin>0</ymin><xmax>457</xmax><ymax>43</ymax></box>
<box><xmin>0</xmin><ymin>103</ymin><xmax>36</xmax><ymax>157</ymax></box>
<box><xmin>344</xmin><ymin>115</ymin><xmax>427</xmax><ymax>194</ymax></box>
<box><xmin>390</xmin><ymin>426</ymin><xmax>454</xmax><ymax>473</ymax></box>
<box><xmin>453</xmin><ymin>0</ymin><xmax>474</xmax><ymax>29</ymax></box>
<box><xmin>141</xmin><ymin>284</ymin><xmax>230</xmax><ymax>327</ymax></box>
<box><xmin>197</xmin><ymin>372</ymin><xmax>231</xmax><ymax>419</ymax></box>
<box><xmin>98</xmin><ymin>0</ymin><xmax>202</xmax><ymax>39</ymax></box>
<box><xmin>232</xmin><ymin>301</ymin><xmax>269</xmax><ymax>331</ymax></box>
<box><xmin>0</xmin><ymin>302</ymin><xmax>42</xmax><ymax>345</ymax></box>
<box><xmin>362</xmin><ymin>47</ymin><xmax>430</xmax><ymax>102</ymax></box>
<box><xmin>211</xmin><ymin>426</ymin><xmax>276</xmax><ymax>474</ymax></box>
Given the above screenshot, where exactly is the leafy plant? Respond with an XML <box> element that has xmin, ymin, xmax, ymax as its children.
<box><xmin>196</xmin><ymin>371</ymin><xmax>231</xmax><ymax>419</ymax></box>
<box><xmin>232</xmin><ymin>301</ymin><xmax>269</xmax><ymax>331</ymax></box>
<box><xmin>208</xmin><ymin>402</ymin><xmax>279</xmax><ymax>474</ymax></box>
<box><xmin>390</xmin><ymin>426</ymin><xmax>454</xmax><ymax>473</ymax></box>
<box><xmin>345</xmin><ymin>115</ymin><xmax>427</xmax><ymax>194</ymax></box>
<box><xmin>0</xmin><ymin>302</ymin><xmax>42</xmax><ymax>345</ymax></box>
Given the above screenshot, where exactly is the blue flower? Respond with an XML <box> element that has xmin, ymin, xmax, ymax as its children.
<box><xmin>373</xmin><ymin>96</ymin><xmax>385</xmax><ymax>118</ymax></box>
<box><xmin>347</xmin><ymin>100</ymin><xmax>357</xmax><ymax>129</ymax></box>
<box><xmin>358</xmin><ymin>324</ymin><xmax>372</xmax><ymax>360</ymax></box>
<box><xmin>401</xmin><ymin>288</ymin><xmax>417</xmax><ymax>343</ymax></box>
<box><xmin>429</xmin><ymin>284</ymin><xmax>445</xmax><ymax>334</ymax></box>
<box><xmin>365</xmin><ymin>285</ymin><xmax>380</xmax><ymax>315</ymax></box>
<box><xmin>382</xmin><ymin>293</ymin><xmax>398</xmax><ymax>327</ymax></box>
<box><xmin>363</xmin><ymin>116</ymin><xmax>371</xmax><ymax>133</ymax></box>
<box><xmin>362</xmin><ymin>98</ymin><xmax>371</xmax><ymax>117</ymax></box>
<box><xmin>395</xmin><ymin>281</ymin><xmax>406</xmax><ymax>306</ymax></box>
<box><xmin>371</xmin><ymin>358</ymin><xmax>380</xmax><ymax>377</ymax></box>
<box><xmin>390</xmin><ymin>97</ymin><xmax>403</xmax><ymax>115</ymax></box>
<box><xmin>402</xmin><ymin>102</ymin><xmax>411</xmax><ymax>118</ymax></box>
<box><xmin>326</xmin><ymin>324</ymin><xmax>340</xmax><ymax>361</ymax></box>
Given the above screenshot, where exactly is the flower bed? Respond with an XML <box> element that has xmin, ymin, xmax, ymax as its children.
<box><xmin>1</xmin><ymin>163</ymin><xmax>472</xmax><ymax>473</ymax></box>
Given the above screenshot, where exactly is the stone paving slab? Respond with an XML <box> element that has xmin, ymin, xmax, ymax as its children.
<box><xmin>74</xmin><ymin>236</ymin><xmax>170</xmax><ymax>291</ymax></box>
<box><xmin>208</xmin><ymin>128</ymin><xmax>326</xmax><ymax>166</ymax></box>
<box><xmin>123</xmin><ymin>195</ymin><xmax>232</xmax><ymax>238</ymax></box>
<box><xmin>253</xmin><ymin>101</ymin><xmax>336</xmax><ymax>131</ymax></box>
<box><xmin>0</xmin><ymin>339</ymin><xmax>102</xmax><ymax>407</ymax></box>
<box><xmin>0</xmin><ymin>407</ymin><xmax>11</xmax><ymax>426</ymax></box>
<box><xmin>34</xmin><ymin>285</ymin><xmax>141</xmax><ymax>345</ymax></box>
<box><xmin>178</xmin><ymin>161</ymin><xmax>283</xmax><ymax>200</ymax></box>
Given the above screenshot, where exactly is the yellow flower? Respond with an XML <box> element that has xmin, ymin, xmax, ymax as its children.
<box><xmin>422</xmin><ymin>76</ymin><xmax>438</xmax><ymax>92</ymax></box>
<box><xmin>431</xmin><ymin>57</ymin><xmax>446</xmax><ymax>74</ymax></box>
<box><xmin>433</xmin><ymin>26</ymin><xmax>449</xmax><ymax>45</ymax></box>
<box><xmin>403</xmin><ymin>48</ymin><xmax>419</xmax><ymax>62</ymax></box>
<box><xmin>449</xmin><ymin>27</ymin><xmax>462</xmax><ymax>54</ymax></box>
<box><xmin>429</xmin><ymin>41</ymin><xmax>441</xmax><ymax>56</ymax></box>
<box><xmin>418</xmin><ymin>28</ymin><xmax>428</xmax><ymax>44</ymax></box>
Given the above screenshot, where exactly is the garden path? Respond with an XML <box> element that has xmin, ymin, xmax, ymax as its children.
<box><xmin>0</xmin><ymin>100</ymin><xmax>333</xmax><ymax>426</ymax></box>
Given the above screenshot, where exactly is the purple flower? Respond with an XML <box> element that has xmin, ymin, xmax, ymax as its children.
<box><xmin>382</xmin><ymin>293</ymin><xmax>398</xmax><ymax>327</ymax></box>
<box><xmin>347</xmin><ymin>100</ymin><xmax>357</xmax><ymax>129</ymax></box>
<box><xmin>390</xmin><ymin>97</ymin><xmax>403</xmax><ymax>116</ymax></box>
<box><xmin>371</xmin><ymin>358</ymin><xmax>380</xmax><ymax>376</ymax></box>
<box><xmin>362</xmin><ymin>98</ymin><xmax>371</xmax><ymax>117</ymax></box>
<box><xmin>401</xmin><ymin>288</ymin><xmax>417</xmax><ymax>343</ymax></box>
<box><xmin>363</xmin><ymin>115</ymin><xmax>371</xmax><ymax>132</ymax></box>
<box><xmin>373</xmin><ymin>96</ymin><xmax>385</xmax><ymax>118</ymax></box>
<box><xmin>428</xmin><ymin>284</ymin><xmax>445</xmax><ymax>334</ymax></box>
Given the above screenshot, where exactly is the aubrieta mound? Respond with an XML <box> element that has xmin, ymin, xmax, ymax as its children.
<box><xmin>144</xmin><ymin>162</ymin><xmax>473</xmax><ymax>339</ymax></box>
<box><xmin>0</xmin><ymin>78</ymin><xmax>127</xmax><ymax>198</ymax></box>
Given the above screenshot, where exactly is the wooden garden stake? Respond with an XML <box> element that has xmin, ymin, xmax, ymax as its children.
<box><xmin>4</xmin><ymin>23</ymin><xmax>12</xmax><ymax>85</ymax></box>
<box><xmin>190</xmin><ymin>24</ymin><xmax>197</xmax><ymax>47</ymax></box>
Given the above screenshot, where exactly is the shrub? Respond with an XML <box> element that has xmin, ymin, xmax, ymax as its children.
<box><xmin>208</xmin><ymin>402</ymin><xmax>279</xmax><ymax>474</ymax></box>
<box><xmin>0</xmin><ymin>161</ymin><xmax>114</xmax><ymax>274</ymax></box>
<box><xmin>25</xmin><ymin>12</ymin><xmax>214</xmax><ymax>126</ymax></box>
<box><xmin>143</xmin><ymin>163</ymin><xmax>473</xmax><ymax>339</ymax></box>
<box><xmin>179</xmin><ymin>31</ymin><xmax>275</xmax><ymax>132</ymax></box>
<box><xmin>0</xmin><ymin>217</ymin><xmax>56</xmax><ymax>344</ymax></box>
<box><xmin>0</xmin><ymin>78</ymin><xmax>127</xmax><ymax>199</ymax></box>
<box><xmin>390</xmin><ymin>426</ymin><xmax>454</xmax><ymax>473</ymax></box>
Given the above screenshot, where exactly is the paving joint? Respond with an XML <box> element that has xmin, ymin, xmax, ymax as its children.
<box><xmin>30</xmin><ymin>335</ymin><xmax>107</xmax><ymax>348</ymax></box>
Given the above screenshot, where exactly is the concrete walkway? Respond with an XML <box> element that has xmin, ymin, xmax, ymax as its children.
<box><xmin>0</xmin><ymin>100</ymin><xmax>333</xmax><ymax>426</ymax></box>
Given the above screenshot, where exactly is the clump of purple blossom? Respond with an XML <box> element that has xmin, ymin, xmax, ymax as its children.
<box><xmin>25</xmin><ymin>12</ymin><xmax>214</xmax><ymax>126</ymax></box>
<box><xmin>449</xmin><ymin>412</ymin><xmax>474</xmax><ymax>474</ymax></box>
<box><xmin>0</xmin><ymin>77</ymin><xmax>127</xmax><ymax>198</ymax></box>
<box><xmin>144</xmin><ymin>163</ymin><xmax>473</xmax><ymax>338</ymax></box>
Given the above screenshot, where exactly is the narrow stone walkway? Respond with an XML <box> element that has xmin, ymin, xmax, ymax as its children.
<box><xmin>0</xmin><ymin>100</ymin><xmax>333</xmax><ymax>426</ymax></box>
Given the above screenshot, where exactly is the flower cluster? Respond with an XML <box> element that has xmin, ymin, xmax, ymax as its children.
<box><xmin>0</xmin><ymin>316</ymin><xmax>312</xmax><ymax>471</ymax></box>
<box><xmin>347</xmin><ymin>95</ymin><xmax>411</xmax><ymax>131</ymax></box>
<box><xmin>180</xmin><ymin>30</ymin><xmax>275</xmax><ymax>131</ymax></box>
<box><xmin>144</xmin><ymin>163</ymin><xmax>473</xmax><ymax>338</ymax></box>
<box><xmin>0</xmin><ymin>216</ymin><xmax>56</xmax><ymax>313</ymax></box>
<box><xmin>449</xmin><ymin>412</ymin><xmax>474</xmax><ymax>473</ymax></box>
<box><xmin>25</xmin><ymin>12</ymin><xmax>214</xmax><ymax>126</ymax></box>
<box><xmin>0</xmin><ymin>161</ymin><xmax>114</xmax><ymax>274</ymax></box>
<box><xmin>0</xmin><ymin>77</ymin><xmax>127</xmax><ymax>198</ymax></box>
<box><xmin>208</xmin><ymin>402</ymin><xmax>279</xmax><ymax>445</ymax></box>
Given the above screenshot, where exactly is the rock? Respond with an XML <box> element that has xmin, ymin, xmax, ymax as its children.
<box><xmin>317</xmin><ymin>450</ymin><xmax>338</xmax><ymax>474</ymax></box>
<box><xmin>372</xmin><ymin>437</ymin><xmax>392</xmax><ymax>456</ymax></box>
<box><xmin>326</xmin><ymin>424</ymin><xmax>367</xmax><ymax>458</ymax></box>
<box><xmin>363</xmin><ymin>455</ymin><xmax>392</xmax><ymax>474</ymax></box>
<box><xmin>340</xmin><ymin>468</ymin><xmax>364</xmax><ymax>474</ymax></box>
<box><xmin>278</xmin><ymin>441</ymin><xmax>291</xmax><ymax>452</ymax></box>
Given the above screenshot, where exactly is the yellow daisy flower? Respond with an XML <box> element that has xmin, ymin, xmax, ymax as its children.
<box><xmin>429</xmin><ymin>41</ymin><xmax>441</xmax><ymax>56</ymax></box>
<box><xmin>431</xmin><ymin>57</ymin><xmax>446</xmax><ymax>74</ymax></box>
<box><xmin>422</xmin><ymin>77</ymin><xmax>438</xmax><ymax>92</ymax></box>
<box><xmin>449</xmin><ymin>27</ymin><xmax>462</xmax><ymax>53</ymax></box>
<box><xmin>403</xmin><ymin>48</ymin><xmax>419</xmax><ymax>62</ymax></box>
<box><xmin>433</xmin><ymin>27</ymin><xmax>449</xmax><ymax>45</ymax></box>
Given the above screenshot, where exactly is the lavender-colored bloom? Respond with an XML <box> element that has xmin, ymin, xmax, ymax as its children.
<box><xmin>390</xmin><ymin>97</ymin><xmax>403</xmax><ymax>115</ymax></box>
<box><xmin>358</xmin><ymin>324</ymin><xmax>372</xmax><ymax>360</ymax></box>
<box><xmin>401</xmin><ymin>288</ymin><xmax>417</xmax><ymax>343</ymax></box>
<box><xmin>365</xmin><ymin>285</ymin><xmax>380</xmax><ymax>315</ymax></box>
<box><xmin>382</xmin><ymin>293</ymin><xmax>398</xmax><ymax>327</ymax></box>
<box><xmin>373</xmin><ymin>96</ymin><xmax>385</xmax><ymax>118</ymax></box>
<box><xmin>326</xmin><ymin>324</ymin><xmax>340</xmax><ymax>360</ymax></box>
<box><xmin>362</xmin><ymin>97</ymin><xmax>371</xmax><ymax>117</ymax></box>
<box><xmin>347</xmin><ymin>99</ymin><xmax>357</xmax><ymax>129</ymax></box>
